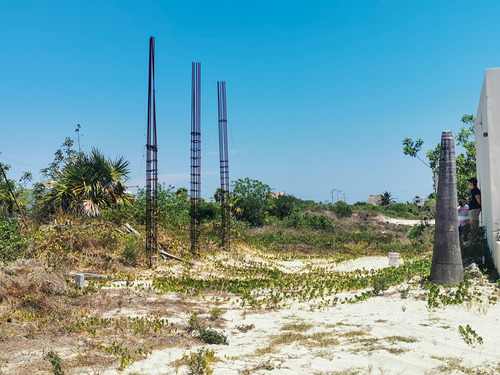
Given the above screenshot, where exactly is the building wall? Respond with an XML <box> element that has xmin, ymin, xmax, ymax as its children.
<box><xmin>475</xmin><ymin>68</ymin><xmax>500</xmax><ymax>272</ymax></box>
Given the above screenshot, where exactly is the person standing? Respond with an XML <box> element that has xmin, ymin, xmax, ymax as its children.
<box><xmin>467</xmin><ymin>177</ymin><xmax>481</xmax><ymax>229</ymax></box>
<box><xmin>458</xmin><ymin>198</ymin><xmax>469</xmax><ymax>236</ymax></box>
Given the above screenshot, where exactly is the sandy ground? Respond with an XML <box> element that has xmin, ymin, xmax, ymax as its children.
<box><xmin>99</xmin><ymin>257</ymin><xmax>500</xmax><ymax>375</ymax></box>
<box><xmin>379</xmin><ymin>216</ymin><xmax>435</xmax><ymax>226</ymax></box>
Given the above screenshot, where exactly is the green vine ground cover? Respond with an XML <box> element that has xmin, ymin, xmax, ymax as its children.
<box><xmin>0</xmin><ymin>212</ymin><xmax>449</xmax><ymax>373</ymax></box>
<box><xmin>152</xmin><ymin>259</ymin><xmax>432</xmax><ymax>308</ymax></box>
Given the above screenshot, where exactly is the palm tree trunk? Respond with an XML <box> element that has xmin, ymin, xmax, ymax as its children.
<box><xmin>430</xmin><ymin>131</ymin><xmax>463</xmax><ymax>284</ymax></box>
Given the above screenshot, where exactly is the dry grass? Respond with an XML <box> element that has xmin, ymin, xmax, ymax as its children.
<box><xmin>427</xmin><ymin>356</ymin><xmax>500</xmax><ymax>375</ymax></box>
<box><xmin>0</xmin><ymin>216</ymin><xmax>443</xmax><ymax>373</ymax></box>
<box><xmin>0</xmin><ymin>258</ymin><xmax>204</xmax><ymax>374</ymax></box>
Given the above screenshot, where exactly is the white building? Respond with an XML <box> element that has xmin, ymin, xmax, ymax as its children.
<box><xmin>412</xmin><ymin>195</ymin><xmax>428</xmax><ymax>207</ymax></box>
<box><xmin>475</xmin><ymin>68</ymin><xmax>500</xmax><ymax>272</ymax></box>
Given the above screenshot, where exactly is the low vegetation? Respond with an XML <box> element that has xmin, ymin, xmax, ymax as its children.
<box><xmin>0</xmin><ymin>135</ymin><xmax>496</xmax><ymax>373</ymax></box>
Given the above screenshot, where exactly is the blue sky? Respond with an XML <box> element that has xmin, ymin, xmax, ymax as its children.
<box><xmin>1</xmin><ymin>0</ymin><xmax>499</xmax><ymax>204</ymax></box>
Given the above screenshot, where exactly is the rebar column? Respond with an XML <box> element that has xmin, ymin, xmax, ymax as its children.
<box><xmin>145</xmin><ymin>36</ymin><xmax>158</xmax><ymax>267</ymax></box>
<box><xmin>217</xmin><ymin>81</ymin><xmax>230</xmax><ymax>251</ymax></box>
<box><xmin>430</xmin><ymin>131</ymin><xmax>463</xmax><ymax>284</ymax></box>
<box><xmin>190</xmin><ymin>62</ymin><xmax>202</xmax><ymax>254</ymax></box>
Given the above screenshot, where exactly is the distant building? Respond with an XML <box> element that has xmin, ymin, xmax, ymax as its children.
<box><xmin>412</xmin><ymin>195</ymin><xmax>428</xmax><ymax>207</ymax></box>
<box><xmin>271</xmin><ymin>192</ymin><xmax>286</xmax><ymax>199</ymax></box>
<box><xmin>366</xmin><ymin>194</ymin><xmax>382</xmax><ymax>206</ymax></box>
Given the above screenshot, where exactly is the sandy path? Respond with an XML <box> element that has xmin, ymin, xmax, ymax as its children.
<box><xmin>108</xmin><ymin>258</ymin><xmax>500</xmax><ymax>375</ymax></box>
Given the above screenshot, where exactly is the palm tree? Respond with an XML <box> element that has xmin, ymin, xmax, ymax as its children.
<box><xmin>380</xmin><ymin>191</ymin><xmax>395</xmax><ymax>206</ymax></box>
<box><xmin>44</xmin><ymin>148</ymin><xmax>133</xmax><ymax>216</ymax></box>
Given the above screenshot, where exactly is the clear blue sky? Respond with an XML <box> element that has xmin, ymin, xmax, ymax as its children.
<box><xmin>1</xmin><ymin>1</ymin><xmax>499</xmax><ymax>204</ymax></box>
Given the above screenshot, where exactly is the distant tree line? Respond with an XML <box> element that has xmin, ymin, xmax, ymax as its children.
<box><xmin>0</xmin><ymin>136</ymin><xmax>436</xmax><ymax>264</ymax></box>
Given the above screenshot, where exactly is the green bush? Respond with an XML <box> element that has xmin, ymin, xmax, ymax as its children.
<box><xmin>100</xmin><ymin>205</ymin><xmax>137</xmax><ymax>226</ymax></box>
<box><xmin>382</xmin><ymin>209</ymin><xmax>411</xmax><ymax>219</ymax></box>
<box><xmin>198</xmin><ymin>328</ymin><xmax>228</xmax><ymax>345</ymax></box>
<box><xmin>283</xmin><ymin>212</ymin><xmax>303</xmax><ymax>228</ymax></box>
<box><xmin>386</xmin><ymin>203</ymin><xmax>409</xmax><ymax>213</ymax></box>
<box><xmin>422</xmin><ymin>199</ymin><xmax>436</xmax><ymax>213</ymax></box>
<box><xmin>271</xmin><ymin>195</ymin><xmax>298</xmax><ymax>220</ymax></box>
<box><xmin>134</xmin><ymin>184</ymin><xmax>190</xmax><ymax>229</ymax></box>
<box><xmin>199</xmin><ymin>201</ymin><xmax>220</xmax><ymax>222</ymax></box>
<box><xmin>304</xmin><ymin>214</ymin><xmax>333</xmax><ymax>230</ymax></box>
<box><xmin>460</xmin><ymin>227</ymin><xmax>492</xmax><ymax>269</ymax></box>
<box><xmin>44</xmin><ymin>350</ymin><xmax>65</xmax><ymax>375</ymax></box>
<box><xmin>333</xmin><ymin>201</ymin><xmax>352</xmax><ymax>218</ymax></box>
<box><xmin>0</xmin><ymin>218</ymin><xmax>26</xmax><ymax>264</ymax></box>
<box><xmin>185</xmin><ymin>349</ymin><xmax>215</xmax><ymax>375</ymax></box>
<box><xmin>122</xmin><ymin>236</ymin><xmax>142</xmax><ymax>265</ymax></box>
<box><xmin>231</xmin><ymin>178</ymin><xmax>275</xmax><ymax>227</ymax></box>
<box><xmin>408</xmin><ymin>224</ymin><xmax>425</xmax><ymax>239</ymax></box>
<box><xmin>189</xmin><ymin>313</ymin><xmax>228</xmax><ymax>345</ymax></box>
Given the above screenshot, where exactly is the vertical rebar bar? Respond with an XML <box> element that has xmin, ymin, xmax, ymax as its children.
<box><xmin>217</xmin><ymin>81</ymin><xmax>230</xmax><ymax>250</ymax></box>
<box><xmin>146</xmin><ymin>36</ymin><xmax>158</xmax><ymax>267</ymax></box>
<box><xmin>190</xmin><ymin>62</ymin><xmax>202</xmax><ymax>254</ymax></box>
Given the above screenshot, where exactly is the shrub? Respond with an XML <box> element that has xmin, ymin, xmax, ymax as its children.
<box><xmin>188</xmin><ymin>313</ymin><xmax>228</xmax><ymax>345</ymax></box>
<box><xmin>333</xmin><ymin>201</ymin><xmax>352</xmax><ymax>218</ymax></box>
<box><xmin>198</xmin><ymin>328</ymin><xmax>228</xmax><ymax>345</ymax></box>
<box><xmin>422</xmin><ymin>199</ymin><xmax>436</xmax><ymax>213</ymax></box>
<box><xmin>122</xmin><ymin>236</ymin><xmax>142</xmax><ymax>265</ymax></box>
<box><xmin>209</xmin><ymin>307</ymin><xmax>225</xmax><ymax>320</ymax></box>
<box><xmin>386</xmin><ymin>203</ymin><xmax>408</xmax><ymax>213</ymax></box>
<box><xmin>356</xmin><ymin>210</ymin><xmax>378</xmax><ymax>221</ymax></box>
<box><xmin>199</xmin><ymin>201</ymin><xmax>220</xmax><ymax>222</ymax></box>
<box><xmin>408</xmin><ymin>224</ymin><xmax>425</xmax><ymax>239</ymax></box>
<box><xmin>185</xmin><ymin>349</ymin><xmax>215</xmax><ymax>375</ymax></box>
<box><xmin>134</xmin><ymin>184</ymin><xmax>190</xmax><ymax>229</ymax></box>
<box><xmin>0</xmin><ymin>218</ymin><xmax>26</xmax><ymax>264</ymax></box>
<box><xmin>45</xmin><ymin>350</ymin><xmax>65</xmax><ymax>375</ymax></box>
<box><xmin>100</xmin><ymin>205</ymin><xmax>137</xmax><ymax>226</ymax></box>
<box><xmin>372</xmin><ymin>276</ymin><xmax>389</xmax><ymax>295</ymax></box>
<box><xmin>304</xmin><ymin>214</ymin><xmax>333</xmax><ymax>230</ymax></box>
<box><xmin>283</xmin><ymin>212</ymin><xmax>303</xmax><ymax>228</ymax></box>
<box><xmin>231</xmin><ymin>178</ymin><xmax>275</xmax><ymax>227</ymax></box>
<box><xmin>271</xmin><ymin>195</ymin><xmax>298</xmax><ymax>220</ymax></box>
<box><xmin>460</xmin><ymin>227</ymin><xmax>492</xmax><ymax>268</ymax></box>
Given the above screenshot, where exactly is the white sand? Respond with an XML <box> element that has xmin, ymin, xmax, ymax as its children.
<box><xmin>104</xmin><ymin>257</ymin><xmax>500</xmax><ymax>375</ymax></box>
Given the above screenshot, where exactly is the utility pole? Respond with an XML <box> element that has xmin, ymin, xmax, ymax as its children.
<box><xmin>331</xmin><ymin>189</ymin><xmax>337</xmax><ymax>203</ymax></box>
<box><xmin>75</xmin><ymin>124</ymin><xmax>81</xmax><ymax>152</ymax></box>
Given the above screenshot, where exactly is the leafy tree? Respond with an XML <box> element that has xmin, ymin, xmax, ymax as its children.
<box><xmin>31</xmin><ymin>138</ymin><xmax>82</xmax><ymax>211</ymax></box>
<box><xmin>198</xmin><ymin>200</ymin><xmax>220</xmax><ymax>222</ymax></box>
<box><xmin>41</xmin><ymin>137</ymin><xmax>81</xmax><ymax>179</ymax></box>
<box><xmin>134</xmin><ymin>184</ymin><xmax>190</xmax><ymax>228</ymax></box>
<box><xmin>44</xmin><ymin>148</ymin><xmax>132</xmax><ymax>217</ymax></box>
<box><xmin>380</xmin><ymin>191</ymin><xmax>395</xmax><ymax>206</ymax></box>
<box><xmin>231</xmin><ymin>178</ymin><xmax>275</xmax><ymax>226</ymax></box>
<box><xmin>333</xmin><ymin>200</ymin><xmax>352</xmax><ymax>218</ymax></box>
<box><xmin>270</xmin><ymin>195</ymin><xmax>299</xmax><ymax>220</ymax></box>
<box><xmin>454</xmin><ymin>115</ymin><xmax>477</xmax><ymax>199</ymax></box>
<box><xmin>0</xmin><ymin>217</ymin><xmax>26</xmax><ymax>263</ymax></box>
<box><xmin>402</xmin><ymin>138</ymin><xmax>429</xmax><ymax>167</ymax></box>
<box><xmin>213</xmin><ymin>188</ymin><xmax>223</xmax><ymax>203</ymax></box>
<box><xmin>402</xmin><ymin>115</ymin><xmax>476</xmax><ymax>199</ymax></box>
<box><xmin>0</xmin><ymin>162</ymin><xmax>30</xmax><ymax>219</ymax></box>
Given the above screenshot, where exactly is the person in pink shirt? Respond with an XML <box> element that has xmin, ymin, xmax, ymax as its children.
<box><xmin>458</xmin><ymin>198</ymin><xmax>469</xmax><ymax>237</ymax></box>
